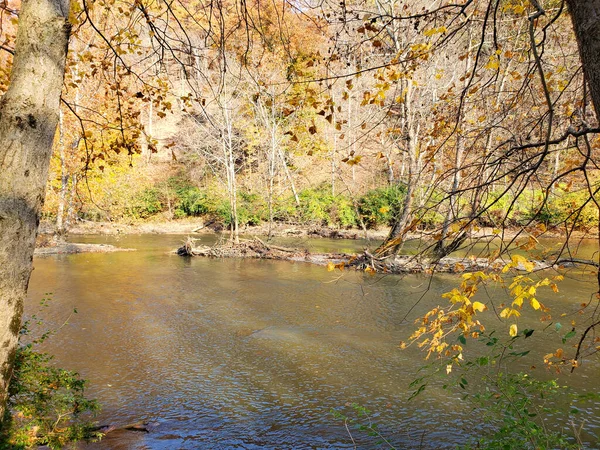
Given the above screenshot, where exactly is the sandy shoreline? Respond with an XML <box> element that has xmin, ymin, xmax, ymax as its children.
<box><xmin>39</xmin><ymin>218</ymin><xmax>584</xmax><ymax>241</ymax></box>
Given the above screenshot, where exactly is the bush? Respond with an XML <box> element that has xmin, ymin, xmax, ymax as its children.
<box><xmin>480</xmin><ymin>187</ymin><xmax>600</xmax><ymax>229</ymax></box>
<box><xmin>0</xmin><ymin>315</ymin><xmax>101</xmax><ymax>449</ymax></box>
<box><xmin>174</xmin><ymin>186</ymin><xmax>209</xmax><ymax>217</ymax></box>
<box><xmin>296</xmin><ymin>187</ymin><xmax>357</xmax><ymax>228</ymax></box>
<box><xmin>237</xmin><ymin>192</ymin><xmax>267</xmax><ymax>226</ymax></box>
<box><xmin>128</xmin><ymin>188</ymin><xmax>163</xmax><ymax>219</ymax></box>
<box><xmin>357</xmin><ymin>185</ymin><xmax>406</xmax><ymax>229</ymax></box>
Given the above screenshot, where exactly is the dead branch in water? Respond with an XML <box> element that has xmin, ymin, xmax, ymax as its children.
<box><xmin>176</xmin><ymin>238</ymin><xmax>558</xmax><ymax>274</ymax></box>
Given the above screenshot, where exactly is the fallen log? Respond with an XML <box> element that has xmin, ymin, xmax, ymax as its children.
<box><xmin>91</xmin><ymin>421</ymin><xmax>156</xmax><ymax>435</ymax></box>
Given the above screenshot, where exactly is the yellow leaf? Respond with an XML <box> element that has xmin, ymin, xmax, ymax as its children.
<box><xmin>446</xmin><ymin>364</ymin><xmax>453</xmax><ymax>374</ymax></box>
<box><xmin>472</xmin><ymin>302</ymin><xmax>487</xmax><ymax>312</ymax></box>
<box><xmin>485</xmin><ymin>56</ymin><xmax>500</xmax><ymax>70</ymax></box>
<box><xmin>530</xmin><ymin>298</ymin><xmax>541</xmax><ymax>310</ymax></box>
<box><xmin>509</xmin><ymin>324</ymin><xmax>518</xmax><ymax>337</ymax></box>
<box><xmin>327</xmin><ymin>262</ymin><xmax>335</xmax><ymax>272</ymax></box>
<box><xmin>512</xmin><ymin>254</ymin><xmax>527</xmax><ymax>264</ymax></box>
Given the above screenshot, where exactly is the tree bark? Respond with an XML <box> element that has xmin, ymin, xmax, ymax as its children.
<box><xmin>0</xmin><ymin>0</ymin><xmax>71</xmax><ymax>419</ymax></box>
<box><xmin>566</xmin><ymin>0</ymin><xmax>600</xmax><ymax>120</ymax></box>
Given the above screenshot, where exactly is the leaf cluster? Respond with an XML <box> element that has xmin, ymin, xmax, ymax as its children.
<box><xmin>0</xmin><ymin>317</ymin><xmax>101</xmax><ymax>449</ymax></box>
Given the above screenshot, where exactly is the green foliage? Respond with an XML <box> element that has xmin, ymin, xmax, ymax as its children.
<box><xmin>297</xmin><ymin>187</ymin><xmax>358</xmax><ymax>227</ymax></box>
<box><xmin>271</xmin><ymin>196</ymin><xmax>298</xmax><ymax>222</ymax></box>
<box><xmin>357</xmin><ymin>184</ymin><xmax>406</xmax><ymax>229</ymax></box>
<box><xmin>458</xmin><ymin>371</ymin><xmax>580</xmax><ymax>450</ymax></box>
<box><xmin>409</xmin><ymin>330</ymin><xmax>586</xmax><ymax>450</ymax></box>
<box><xmin>174</xmin><ymin>186</ymin><xmax>210</xmax><ymax>217</ymax></box>
<box><xmin>129</xmin><ymin>188</ymin><xmax>163</xmax><ymax>218</ymax></box>
<box><xmin>331</xmin><ymin>403</ymin><xmax>396</xmax><ymax>449</ymax></box>
<box><xmin>481</xmin><ymin>187</ymin><xmax>599</xmax><ymax>229</ymax></box>
<box><xmin>0</xmin><ymin>314</ymin><xmax>101</xmax><ymax>449</ymax></box>
<box><xmin>210</xmin><ymin>192</ymin><xmax>266</xmax><ymax>227</ymax></box>
<box><xmin>237</xmin><ymin>191</ymin><xmax>267</xmax><ymax>226</ymax></box>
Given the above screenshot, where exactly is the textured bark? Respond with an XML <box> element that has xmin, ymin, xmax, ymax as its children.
<box><xmin>566</xmin><ymin>0</ymin><xmax>600</xmax><ymax>119</ymax></box>
<box><xmin>0</xmin><ymin>0</ymin><xmax>71</xmax><ymax>419</ymax></box>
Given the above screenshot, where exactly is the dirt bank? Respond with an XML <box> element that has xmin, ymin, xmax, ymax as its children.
<box><xmin>40</xmin><ymin>218</ymin><xmax>578</xmax><ymax>242</ymax></box>
<box><xmin>40</xmin><ymin>218</ymin><xmax>391</xmax><ymax>240</ymax></box>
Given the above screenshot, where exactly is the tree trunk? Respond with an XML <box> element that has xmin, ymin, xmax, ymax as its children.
<box><xmin>566</xmin><ymin>0</ymin><xmax>600</xmax><ymax>120</ymax></box>
<box><xmin>0</xmin><ymin>0</ymin><xmax>71</xmax><ymax>420</ymax></box>
<box><xmin>65</xmin><ymin>174</ymin><xmax>78</xmax><ymax>229</ymax></box>
<box><xmin>56</xmin><ymin>110</ymin><xmax>68</xmax><ymax>237</ymax></box>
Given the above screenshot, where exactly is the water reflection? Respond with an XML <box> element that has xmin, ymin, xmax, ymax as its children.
<box><xmin>24</xmin><ymin>234</ymin><xmax>600</xmax><ymax>449</ymax></box>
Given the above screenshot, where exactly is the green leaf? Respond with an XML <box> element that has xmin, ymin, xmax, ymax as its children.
<box><xmin>408</xmin><ymin>383</ymin><xmax>427</xmax><ymax>401</ymax></box>
<box><xmin>562</xmin><ymin>329</ymin><xmax>576</xmax><ymax>343</ymax></box>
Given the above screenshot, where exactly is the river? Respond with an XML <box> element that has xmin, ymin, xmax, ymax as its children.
<box><xmin>26</xmin><ymin>234</ymin><xmax>600</xmax><ymax>449</ymax></box>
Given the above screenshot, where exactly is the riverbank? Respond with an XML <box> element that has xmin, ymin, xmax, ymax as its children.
<box><xmin>39</xmin><ymin>218</ymin><xmax>391</xmax><ymax>240</ymax></box>
<box><xmin>40</xmin><ymin>218</ymin><xmax>581</xmax><ymax>241</ymax></box>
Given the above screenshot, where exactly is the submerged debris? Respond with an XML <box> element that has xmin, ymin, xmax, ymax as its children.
<box><xmin>177</xmin><ymin>237</ymin><xmax>306</xmax><ymax>259</ymax></box>
<box><xmin>176</xmin><ymin>237</ymin><xmax>556</xmax><ymax>274</ymax></box>
<box><xmin>34</xmin><ymin>243</ymin><xmax>135</xmax><ymax>255</ymax></box>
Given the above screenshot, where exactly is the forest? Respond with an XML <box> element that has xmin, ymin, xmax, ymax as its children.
<box><xmin>1</xmin><ymin>0</ymin><xmax>600</xmax><ymax>448</ymax></box>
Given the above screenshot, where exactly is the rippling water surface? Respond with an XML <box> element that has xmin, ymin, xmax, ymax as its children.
<box><xmin>25</xmin><ymin>234</ymin><xmax>600</xmax><ymax>449</ymax></box>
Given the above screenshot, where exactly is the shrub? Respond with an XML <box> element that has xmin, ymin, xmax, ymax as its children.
<box><xmin>330</xmin><ymin>196</ymin><xmax>358</xmax><ymax>228</ymax></box>
<box><xmin>271</xmin><ymin>196</ymin><xmax>297</xmax><ymax>222</ymax></box>
<box><xmin>0</xmin><ymin>315</ymin><xmax>101</xmax><ymax>449</ymax></box>
<box><xmin>128</xmin><ymin>188</ymin><xmax>163</xmax><ymax>219</ymax></box>
<box><xmin>238</xmin><ymin>192</ymin><xmax>267</xmax><ymax>226</ymax></box>
<box><xmin>357</xmin><ymin>185</ymin><xmax>406</xmax><ymax>229</ymax></box>
<box><xmin>175</xmin><ymin>186</ymin><xmax>209</xmax><ymax>217</ymax></box>
<box><xmin>296</xmin><ymin>187</ymin><xmax>357</xmax><ymax>228</ymax></box>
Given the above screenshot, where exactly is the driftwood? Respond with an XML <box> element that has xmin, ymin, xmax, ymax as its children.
<box><xmin>177</xmin><ymin>237</ymin><xmax>302</xmax><ymax>259</ymax></box>
<box><xmin>176</xmin><ymin>238</ymin><xmax>563</xmax><ymax>274</ymax></box>
<box><xmin>192</xmin><ymin>219</ymin><xmax>216</xmax><ymax>233</ymax></box>
<box><xmin>92</xmin><ymin>421</ymin><xmax>156</xmax><ymax>435</ymax></box>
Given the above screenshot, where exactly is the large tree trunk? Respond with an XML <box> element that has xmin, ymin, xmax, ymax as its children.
<box><xmin>566</xmin><ymin>0</ymin><xmax>600</xmax><ymax>120</ymax></box>
<box><xmin>0</xmin><ymin>0</ymin><xmax>71</xmax><ymax>420</ymax></box>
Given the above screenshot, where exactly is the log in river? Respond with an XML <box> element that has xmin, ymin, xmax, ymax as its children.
<box><xmin>175</xmin><ymin>237</ymin><xmax>566</xmax><ymax>274</ymax></box>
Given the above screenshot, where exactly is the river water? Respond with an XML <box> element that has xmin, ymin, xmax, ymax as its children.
<box><xmin>26</xmin><ymin>234</ymin><xmax>600</xmax><ymax>449</ymax></box>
